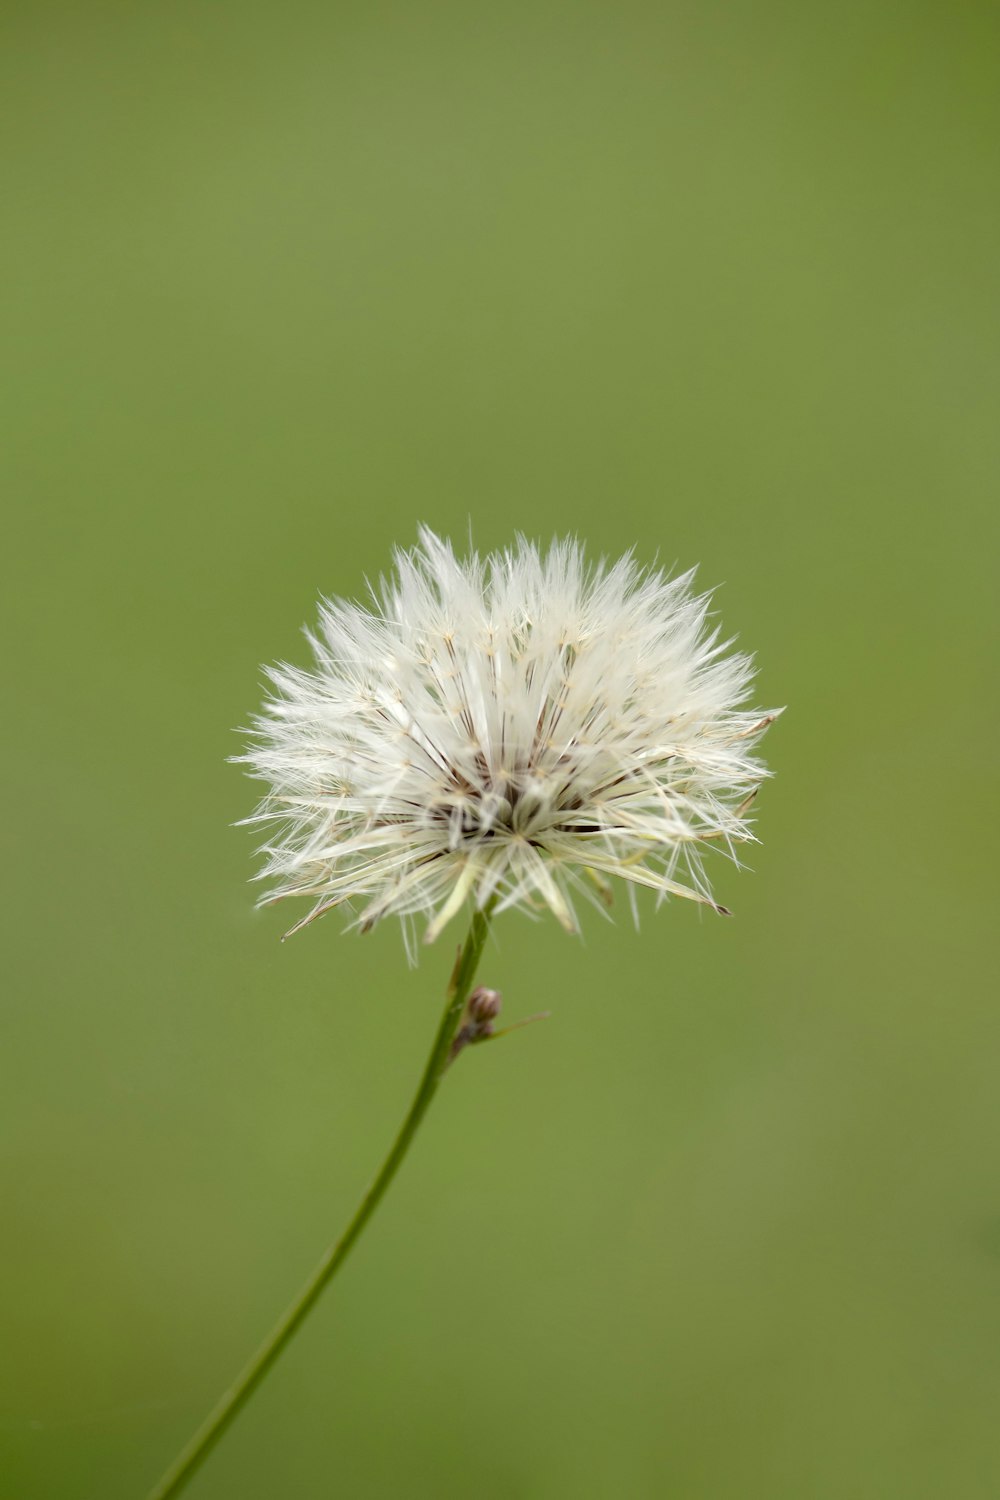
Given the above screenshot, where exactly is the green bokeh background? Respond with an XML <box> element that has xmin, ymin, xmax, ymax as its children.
<box><xmin>4</xmin><ymin>4</ymin><xmax>998</xmax><ymax>1497</ymax></box>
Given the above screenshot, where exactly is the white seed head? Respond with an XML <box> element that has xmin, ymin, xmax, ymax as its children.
<box><xmin>239</xmin><ymin>529</ymin><xmax>779</xmax><ymax>951</ymax></box>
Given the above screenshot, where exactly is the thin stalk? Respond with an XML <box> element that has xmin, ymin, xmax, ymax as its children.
<box><xmin>148</xmin><ymin>903</ymin><xmax>495</xmax><ymax>1500</ymax></box>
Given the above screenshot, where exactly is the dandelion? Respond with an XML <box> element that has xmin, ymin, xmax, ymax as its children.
<box><xmin>242</xmin><ymin>528</ymin><xmax>777</xmax><ymax>950</ymax></box>
<box><xmin>149</xmin><ymin>530</ymin><xmax>779</xmax><ymax>1500</ymax></box>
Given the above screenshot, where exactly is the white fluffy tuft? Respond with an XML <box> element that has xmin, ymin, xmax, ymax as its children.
<box><xmin>238</xmin><ymin>529</ymin><xmax>779</xmax><ymax>950</ymax></box>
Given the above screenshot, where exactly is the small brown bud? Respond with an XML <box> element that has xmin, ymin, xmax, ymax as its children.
<box><xmin>467</xmin><ymin>987</ymin><xmax>502</xmax><ymax>1025</ymax></box>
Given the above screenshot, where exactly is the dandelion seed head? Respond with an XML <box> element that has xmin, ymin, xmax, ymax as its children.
<box><xmin>239</xmin><ymin>529</ymin><xmax>779</xmax><ymax>950</ymax></box>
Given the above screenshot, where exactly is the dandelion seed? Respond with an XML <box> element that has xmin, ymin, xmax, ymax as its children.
<box><xmin>239</xmin><ymin>529</ymin><xmax>779</xmax><ymax>948</ymax></box>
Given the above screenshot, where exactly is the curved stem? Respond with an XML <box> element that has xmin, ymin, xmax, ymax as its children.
<box><xmin>149</xmin><ymin>904</ymin><xmax>495</xmax><ymax>1500</ymax></box>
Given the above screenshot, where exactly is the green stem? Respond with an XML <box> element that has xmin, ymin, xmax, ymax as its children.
<box><xmin>148</xmin><ymin>903</ymin><xmax>495</xmax><ymax>1500</ymax></box>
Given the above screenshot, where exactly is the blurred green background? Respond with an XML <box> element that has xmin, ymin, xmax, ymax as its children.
<box><xmin>3</xmin><ymin>3</ymin><xmax>998</xmax><ymax>1497</ymax></box>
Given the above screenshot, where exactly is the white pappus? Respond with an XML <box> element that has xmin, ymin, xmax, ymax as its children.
<box><xmin>239</xmin><ymin>529</ymin><xmax>779</xmax><ymax>952</ymax></box>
